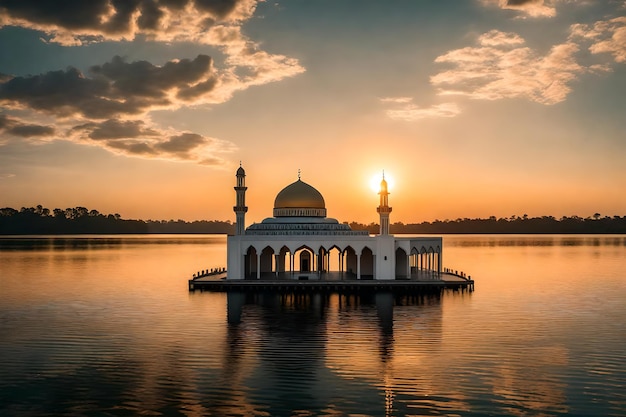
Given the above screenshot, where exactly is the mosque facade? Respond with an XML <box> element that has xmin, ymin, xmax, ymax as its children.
<box><xmin>226</xmin><ymin>166</ymin><xmax>442</xmax><ymax>280</ymax></box>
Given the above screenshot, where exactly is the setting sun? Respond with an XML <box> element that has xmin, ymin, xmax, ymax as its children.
<box><xmin>369</xmin><ymin>171</ymin><xmax>395</xmax><ymax>194</ymax></box>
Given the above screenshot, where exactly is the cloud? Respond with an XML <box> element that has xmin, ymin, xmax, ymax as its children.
<box><xmin>570</xmin><ymin>17</ymin><xmax>626</xmax><ymax>63</ymax></box>
<box><xmin>69</xmin><ymin>118</ymin><xmax>235</xmax><ymax>165</ymax></box>
<box><xmin>0</xmin><ymin>173</ymin><xmax>16</xmax><ymax>179</ymax></box>
<box><xmin>72</xmin><ymin>119</ymin><xmax>159</xmax><ymax>140</ymax></box>
<box><xmin>0</xmin><ymin>55</ymin><xmax>226</xmax><ymax>119</ymax></box>
<box><xmin>0</xmin><ymin>50</ymin><xmax>294</xmax><ymax>164</ymax></box>
<box><xmin>0</xmin><ymin>0</ymin><xmax>257</xmax><ymax>45</ymax></box>
<box><xmin>0</xmin><ymin>114</ymin><xmax>55</xmax><ymax>141</ymax></box>
<box><xmin>382</xmin><ymin>98</ymin><xmax>461</xmax><ymax>121</ymax></box>
<box><xmin>380</xmin><ymin>97</ymin><xmax>414</xmax><ymax>104</ymax></box>
<box><xmin>0</xmin><ymin>1</ymin><xmax>304</xmax><ymax>89</ymax></box>
<box><xmin>431</xmin><ymin>30</ymin><xmax>587</xmax><ymax>105</ymax></box>
<box><xmin>0</xmin><ymin>0</ymin><xmax>304</xmax><ymax>166</ymax></box>
<box><xmin>480</xmin><ymin>0</ymin><xmax>563</xmax><ymax>17</ymax></box>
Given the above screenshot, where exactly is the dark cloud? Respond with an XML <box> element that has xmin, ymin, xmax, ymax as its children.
<box><xmin>7</xmin><ymin>124</ymin><xmax>55</xmax><ymax>137</ymax></box>
<box><xmin>105</xmin><ymin>139</ymin><xmax>158</xmax><ymax>156</ymax></box>
<box><xmin>66</xmin><ymin>118</ymin><xmax>229</xmax><ymax>164</ymax></box>
<box><xmin>156</xmin><ymin>132</ymin><xmax>211</xmax><ymax>155</ymax></box>
<box><xmin>506</xmin><ymin>0</ymin><xmax>540</xmax><ymax>5</ymax></box>
<box><xmin>0</xmin><ymin>0</ymin><xmax>255</xmax><ymax>44</ymax></box>
<box><xmin>0</xmin><ymin>67</ymin><xmax>119</xmax><ymax>118</ymax></box>
<box><xmin>195</xmin><ymin>0</ymin><xmax>239</xmax><ymax>18</ymax></box>
<box><xmin>482</xmin><ymin>0</ymin><xmax>556</xmax><ymax>17</ymax></box>
<box><xmin>0</xmin><ymin>0</ymin><xmax>113</xmax><ymax>31</ymax></box>
<box><xmin>72</xmin><ymin>119</ymin><xmax>160</xmax><ymax>140</ymax></box>
<box><xmin>90</xmin><ymin>55</ymin><xmax>214</xmax><ymax>99</ymax></box>
<box><xmin>0</xmin><ymin>73</ymin><xmax>13</xmax><ymax>83</ymax></box>
<box><xmin>0</xmin><ymin>114</ymin><xmax>10</xmax><ymax>129</ymax></box>
<box><xmin>0</xmin><ymin>55</ymin><xmax>217</xmax><ymax>119</ymax></box>
<box><xmin>0</xmin><ymin>114</ymin><xmax>55</xmax><ymax>138</ymax></box>
<box><xmin>137</xmin><ymin>0</ymin><xmax>165</xmax><ymax>30</ymax></box>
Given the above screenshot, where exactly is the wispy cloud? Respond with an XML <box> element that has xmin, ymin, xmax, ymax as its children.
<box><xmin>570</xmin><ymin>17</ymin><xmax>626</xmax><ymax>63</ymax></box>
<box><xmin>431</xmin><ymin>30</ymin><xmax>587</xmax><ymax>105</ymax></box>
<box><xmin>381</xmin><ymin>98</ymin><xmax>461</xmax><ymax>121</ymax></box>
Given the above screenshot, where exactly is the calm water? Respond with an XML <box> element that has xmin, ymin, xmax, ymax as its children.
<box><xmin>1</xmin><ymin>235</ymin><xmax>625</xmax><ymax>417</ymax></box>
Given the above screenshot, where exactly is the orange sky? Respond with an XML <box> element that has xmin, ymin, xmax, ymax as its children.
<box><xmin>1</xmin><ymin>1</ymin><xmax>625</xmax><ymax>223</ymax></box>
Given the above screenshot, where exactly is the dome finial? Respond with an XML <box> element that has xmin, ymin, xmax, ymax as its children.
<box><xmin>298</xmin><ymin>168</ymin><xmax>301</xmax><ymax>180</ymax></box>
<box><xmin>382</xmin><ymin>169</ymin><xmax>385</xmax><ymax>180</ymax></box>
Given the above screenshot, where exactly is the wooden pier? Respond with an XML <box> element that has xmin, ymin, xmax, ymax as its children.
<box><xmin>188</xmin><ymin>271</ymin><xmax>474</xmax><ymax>294</ymax></box>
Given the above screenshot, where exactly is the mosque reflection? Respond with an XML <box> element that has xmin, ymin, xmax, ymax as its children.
<box><xmin>221</xmin><ymin>291</ymin><xmax>445</xmax><ymax>416</ymax></box>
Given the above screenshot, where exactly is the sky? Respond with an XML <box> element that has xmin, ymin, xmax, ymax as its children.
<box><xmin>0</xmin><ymin>0</ymin><xmax>625</xmax><ymax>224</ymax></box>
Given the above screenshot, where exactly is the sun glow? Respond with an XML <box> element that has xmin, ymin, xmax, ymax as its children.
<box><xmin>369</xmin><ymin>171</ymin><xmax>395</xmax><ymax>193</ymax></box>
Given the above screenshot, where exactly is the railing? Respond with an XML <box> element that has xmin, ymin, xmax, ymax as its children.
<box><xmin>443</xmin><ymin>267</ymin><xmax>472</xmax><ymax>281</ymax></box>
<box><xmin>192</xmin><ymin>267</ymin><xmax>226</xmax><ymax>279</ymax></box>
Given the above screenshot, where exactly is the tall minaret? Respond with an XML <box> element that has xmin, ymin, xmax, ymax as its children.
<box><xmin>233</xmin><ymin>163</ymin><xmax>248</xmax><ymax>235</ymax></box>
<box><xmin>376</xmin><ymin>171</ymin><xmax>392</xmax><ymax>236</ymax></box>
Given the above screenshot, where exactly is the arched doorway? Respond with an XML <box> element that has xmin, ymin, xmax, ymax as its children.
<box><xmin>344</xmin><ymin>246</ymin><xmax>357</xmax><ymax>277</ymax></box>
<box><xmin>245</xmin><ymin>246</ymin><xmax>257</xmax><ymax>279</ymax></box>
<box><xmin>361</xmin><ymin>247</ymin><xmax>374</xmax><ymax>279</ymax></box>
<box><xmin>395</xmin><ymin>247</ymin><xmax>408</xmax><ymax>278</ymax></box>
<box><xmin>260</xmin><ymin>246</ymin><xmax>274</xmax><ymax>277</ymax></box>
<box><xmin>300</xmin><ymin>250</ymin><xmax>311</xmax><ymax>272</ymax></box>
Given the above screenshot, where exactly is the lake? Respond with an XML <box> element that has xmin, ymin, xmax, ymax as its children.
<box><xmin>1</xmin><ymin>234</ymin><xmax>625</xmax><ymax>416</ymax></box>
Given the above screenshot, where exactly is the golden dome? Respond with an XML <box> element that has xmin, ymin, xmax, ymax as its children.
<box><xmin>273</xmin><ymin>179</ymin><xmax>326</xmax><ymax>217</ymax></box>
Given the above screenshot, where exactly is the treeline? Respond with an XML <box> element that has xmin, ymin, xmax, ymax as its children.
<box><xmin>348</xmin><ymin>214</ymin><xmax>626</xmax><ymax>234</ymax></box>
<box><xmin>0</xmin><ymin>206</ymin><xmax>234</xmax><ymax>235</ymax></box>
<box><xmin>2</xmin><ymin>206</ymin><xmax>626</xmax><ymax>235</ymax></box>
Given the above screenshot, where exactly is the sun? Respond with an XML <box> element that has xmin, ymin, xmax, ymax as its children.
<box><xmin>369</xmin><ymin>171</ymin><xmax>394</xmax><ymax>193</ymax></box>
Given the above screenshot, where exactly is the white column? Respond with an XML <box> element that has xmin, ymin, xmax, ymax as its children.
<box><xmin>256</xmin><ymin>253</ymin><xmax>261</xmax><ymax>279</ymax></box>
<box><xmin>357</xmin><ymin>253</ymin><xmax>361</xmax><ymax>280</ymax></box>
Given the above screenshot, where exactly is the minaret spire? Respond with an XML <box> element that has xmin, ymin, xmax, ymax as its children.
<box><xmin>377</xmin><ymin>170</ymin><xmax>392</xmax><ymax>235</ymax></box>
<box><xmin>234</xmin><ymin>164</ymin><xmax>248</xmax><ymax>235</ymax></box>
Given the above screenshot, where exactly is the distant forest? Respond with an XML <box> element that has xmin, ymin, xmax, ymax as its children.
<box><xmin>0</xmin><ymin>206</ymin><xmax>233</xmax><ymax>234</ymax></box>
<box><xmin>1</xmin><ymin>206</ymin><xmax>626</xmax><ymax>235</ymax></box>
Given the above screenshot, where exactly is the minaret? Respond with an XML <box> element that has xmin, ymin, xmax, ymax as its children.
<box><xmin>377</xmin><ymin>171</ymin><xmax>392</xmax><ymax>236</ymax></box>
<box><xmin>233</xmin><ymin>163</ymin><xmax>248</xmax><ymax>235</ymax></box>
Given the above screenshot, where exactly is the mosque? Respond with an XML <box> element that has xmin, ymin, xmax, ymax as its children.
<box><xmin>226</xmin><ymin>166</ymin><xmax>443</xmax><ymax>280</ymax></box>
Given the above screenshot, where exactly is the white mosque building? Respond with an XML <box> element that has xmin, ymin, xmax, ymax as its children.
<box><xmin>226</xmin><ymin>166</ymin><xmax>442</xmax><ymax>280</ymax></box>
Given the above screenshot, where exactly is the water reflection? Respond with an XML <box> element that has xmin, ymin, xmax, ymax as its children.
<box><xmin>221</xmin><ymin>291</ymin><xmax>449</xmax><ymax>416</ymax></box>
<box><xmin>1</xmin><ymin>235</ymin><xmax>625</xmax><ymax>416</ymax></box>
<box><xmin>443</xmin><ymin>234</ymin><xmax>626</xmax><ymax>248</ymax></box>
<box><xmin>0</xmin><ymin>235</ymin><xmax>225</xmax><ymax>251</ymax></box>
